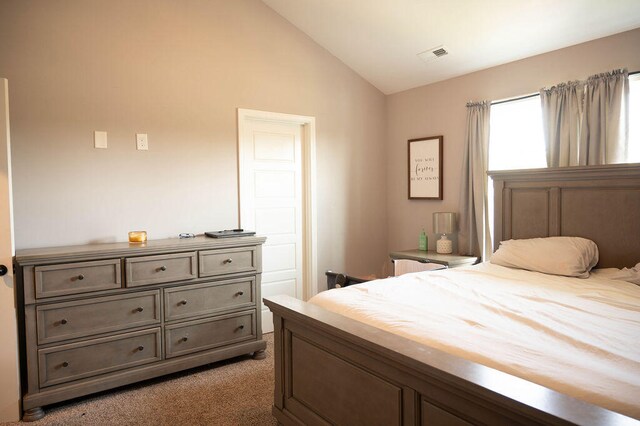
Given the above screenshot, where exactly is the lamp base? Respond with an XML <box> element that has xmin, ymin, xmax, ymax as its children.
<box><xmin>436</xmin><ymin>235</ymin><xmax>452</xmax><ymax>254</ymax></box>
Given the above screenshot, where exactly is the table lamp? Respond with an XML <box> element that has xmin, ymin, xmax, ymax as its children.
<box><xmin>433</xmin><ymin>212</ymin><xmax>456</xmax><ymax>254</ymax></box>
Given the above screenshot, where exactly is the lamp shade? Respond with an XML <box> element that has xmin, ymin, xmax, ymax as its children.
<box><xmin>433</xmin><ymin>212</ymin><xmax>456</xmax><ymax>235</ymax></box>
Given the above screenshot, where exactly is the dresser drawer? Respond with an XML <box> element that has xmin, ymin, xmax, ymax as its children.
<box><xmin>165</xmin><ymin>310</ymin><xmax>255</xmax><ymax>359</ymax></box>
<box><xmin>125</xmin><ymin>252</ymin><xmax>197</xmax><ymax>287</ymax></box>
<box><xmin>34</xmin><ymin>259</ymin><xmax>121</xmax><ymax>299</ymax></box>
<box><xmin>164</xmin><ymin>278</ymin><xmax>255</xmax><ymax>322</ymax></box>
<box><xmin>36</xmin><ymin>290</ymin><xmax>161</xmax><ymax>345</ymax></box>
<box><xmin>38</xmin><ymin>328</ymin><xmax>161</xmax><ymax>388</ymax></box>
<box><xmin>199</xmin><ymin>247</ymin><xmax>257</xmax><ymax>277</ymax></box>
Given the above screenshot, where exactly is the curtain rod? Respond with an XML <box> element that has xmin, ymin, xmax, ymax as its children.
<box><xmin>492</xmin><ymin>70</ymin><xmax>640</xmax><ymax>106</ymax></box>
<box><xmin>491</xmin><ymin>93</ymin><xmax>538</xmax><ymax>106</ymax></box>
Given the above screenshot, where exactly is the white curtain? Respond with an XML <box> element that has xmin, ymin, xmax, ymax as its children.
<box><xmin>540</xmin><ymin>82</ymin><xmax>584</xmax><ymax>167</ymax></box>
<box><xmin>458</xmin><ymin>101</ymin><xmax>492</xmax><ymax>259</ymax></box>
<box><xmin>580</xmin><ymin>69</ymin><xmax>629</xmax><ymax>165</ymax></box>
<box><xmin>540</xmin><ymin>69</ymin><xmax>629</xmax><ymax>166</ymax></box>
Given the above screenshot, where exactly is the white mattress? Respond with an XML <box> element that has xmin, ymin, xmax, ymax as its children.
<box><xmin>310</xmin><ymin>262</ymin><xmax>640</xmax><ymax>419</ymax></box>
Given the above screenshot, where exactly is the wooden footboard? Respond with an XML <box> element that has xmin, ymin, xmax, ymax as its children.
<box><xmin>265</xmin><ymin>295</ymin><xmax>635</xmax><ymax>426</ymax></box>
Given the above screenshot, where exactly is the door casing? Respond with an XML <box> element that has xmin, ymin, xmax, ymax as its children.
<box><xmin>237</xmin><ymin>108</ymin><xmax>318</xmax><ymax>301</ymax></box>
<box><xmin>0</xmin><ymin>77</ymin><xmax>21</xmax><ymax>421</ymax></box>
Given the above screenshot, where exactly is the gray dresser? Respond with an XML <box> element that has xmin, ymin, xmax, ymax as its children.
<box><xmin>14</xmin><ymin>236</ymin><xmax>267</xmax><ymax>421</ymax></box>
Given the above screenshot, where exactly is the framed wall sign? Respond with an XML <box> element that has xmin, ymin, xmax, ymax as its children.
<box><xmin>408</xmin><ymin>135</ymin><xmax>443</xmax><ymax>200</ymax></box>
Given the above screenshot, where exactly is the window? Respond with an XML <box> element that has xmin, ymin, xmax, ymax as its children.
<box><xmin>487</xmin><ymin>95</ymin><xmax>546</xmax><ymax>247</ymax></box>
<box><xmin>629</xmin><ymin>73</ymin><xmax>640</xmax><ymax>163</ymax></box>
<box><xmin>488</xmin><ymin>73</ymin><xmax>640</xmax><ymax>169</ymax></box>
<box><xmin>489</xmin><ymin>95</ymin><xmax>546</xmax><ymax>171</ymax></box>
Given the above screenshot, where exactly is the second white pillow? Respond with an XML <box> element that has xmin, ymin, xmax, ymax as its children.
<box><xmin>490</xmin><ymin>236</ymin><xmax>599</xmax><ymax>278</ymax></box>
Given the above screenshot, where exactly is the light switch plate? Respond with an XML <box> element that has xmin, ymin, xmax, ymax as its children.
<box><xmin>94</xmin><ymin>131</ymin><xmax>108</xmax><ymax>149</ymax></box>
<box><xmin>136</xmin><ymin>133</ymin><xmax>148</xmax><ymax>150</ymax></box>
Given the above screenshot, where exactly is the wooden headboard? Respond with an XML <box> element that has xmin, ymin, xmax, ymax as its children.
<box><xmin>490</xmin><ymin>163</ymin><xmax>640</xmax><ymax>268</ymax></box>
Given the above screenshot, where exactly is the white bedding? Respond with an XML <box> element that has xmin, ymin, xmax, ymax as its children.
<box><xmin>310</xmin><ymin>262</ymin><xmax>640</xmax><ymax>419</ymax></box>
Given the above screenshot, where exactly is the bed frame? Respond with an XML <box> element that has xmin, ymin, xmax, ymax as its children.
<box><xmin>264</xmin><ymin>164</ymin><xmax>640</xmax><ymax>425</ymax></box>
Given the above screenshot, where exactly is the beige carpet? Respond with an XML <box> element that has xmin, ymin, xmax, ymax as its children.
<box><xmin>9</xmin><ymin>334</ymin><xmax>277</xmax><ymax>426</ymax></box>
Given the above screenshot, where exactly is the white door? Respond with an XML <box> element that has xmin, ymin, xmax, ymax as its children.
<box><xmin>239</xmin><ymin>117</ymin><xmax>304</xmax><ymax>333</ymax></box>
<box><xmin>0</xmin><ymin>78</ymin><xmax>20</xmax><ymax>421</ymax></box>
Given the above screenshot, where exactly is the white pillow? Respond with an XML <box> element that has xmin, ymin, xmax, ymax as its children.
<box><xmin>490</xmin><ymin>236</ymin><xmax>599</xmax><ymax>278</ymax></box>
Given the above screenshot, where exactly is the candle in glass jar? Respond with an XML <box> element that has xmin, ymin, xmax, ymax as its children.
<box><xmin>128</xmin><ymin>231</ymin><xmax>147</xmax><ymax>243</ymax></box>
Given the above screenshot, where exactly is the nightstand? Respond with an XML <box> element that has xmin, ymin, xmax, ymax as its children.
<box><xmin>389</xmin><ymin>250</ymin><xmax>479</xmax><ymax>269</ymax></box>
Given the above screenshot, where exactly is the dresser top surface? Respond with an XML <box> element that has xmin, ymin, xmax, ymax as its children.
<box><xmin>15</xmin><ymin>235</ymin><xmax>267</xmax><ymax>264</ymax></box>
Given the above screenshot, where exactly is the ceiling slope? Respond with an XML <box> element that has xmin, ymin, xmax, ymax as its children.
<box><xmin>262</xmin><ymin>0</ymin><xmax>640</xmax><ymax>94</ymax></box>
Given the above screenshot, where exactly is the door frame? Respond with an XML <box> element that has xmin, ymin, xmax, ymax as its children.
<box><xmin>0</xmin><ymin>78</ymin><xmax>20</xmax><ymax>421</ymax></box>
<box><xmin>237</xmin><ymin>108</ymin><xmax>318</xmax><ymax>299</ymax></box>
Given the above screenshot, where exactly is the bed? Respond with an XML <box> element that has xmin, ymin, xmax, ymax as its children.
<box><xmin>264</xmin><ymin>164</ymin><xmax>640</xmax><ymax>425</ymax></box>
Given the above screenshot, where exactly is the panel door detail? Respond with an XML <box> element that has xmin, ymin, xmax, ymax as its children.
<box><xmin>240</xmin><ymin>119</ymin><xmax>304</xmax><ymax>333</ymax></box>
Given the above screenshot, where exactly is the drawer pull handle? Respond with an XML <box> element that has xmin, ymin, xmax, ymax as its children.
<box><xmin>224</xmin><ymin>258</ymin><xmax>233</xmax><ymax>264</ymax></box>
<box><xmin>135</xmin><ymin>307</ymin><xmax>144</xmax><ymax>312</ymax></box>
<box><xmin>60</xmin><ymin>319</ymin><xmax>68</xmax><ymax>325</ymax></box>
<box><xmin>137</xmin><ymin>345</ymin><xmax>144</xmax><ymax>351</ymax></box>
<box><xmin>238</xmin><ymin>325</ymin><xmax>244</xmax><ymax>331</ymax></box>
<box><xmin>159</xmin><ymin>266</ymin><xmax>167</xmax><ymax>272</ymax></box>
<box><xmin>62</xmin><ymin>362</ymin><xmax>69</xmax><ymax>368</ymax></box>
<box><xmin>179</xmin><ymin>300</ymin><xmax>188</xmax><ymax>306</ymax></box>
<box><xmin>77</xmin><ymin>274</ymin><xmax>85</xmax><ymax>280</ymax></box>
<box><xmin>236</xmin><ymin>291</ymin><xmax>244</xmax><ymax>296</ymax></box>
<box><xmin>181</xmin><ymin>337</ymin><xmax>188</xmax><ymax>342</ymax></box>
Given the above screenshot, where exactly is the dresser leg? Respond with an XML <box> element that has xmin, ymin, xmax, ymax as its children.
<box><xmin>252</xmin><ymin>349</ymin><xmax>266</xmax><ymax>360</ymax></box>
<box><xmin>23</xmin><ymin>407</ymin><xmax>45</xmax><ymax>422</ymax></box>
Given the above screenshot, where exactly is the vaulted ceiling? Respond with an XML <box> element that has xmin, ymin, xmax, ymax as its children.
<box><xmin>262</xmin><ymin>0</ymin><xmax>640</xmax><ymax>94</ymax></box>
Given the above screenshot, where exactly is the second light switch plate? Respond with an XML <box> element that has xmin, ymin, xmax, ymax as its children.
<box><xmin>94</xmin><ymin>131</ymin><xmax>108</xmax><ymax>149</ymax></box>
<box><xmin>136</xmin><ymin>133</ymin><xmax>148</xmax><ymax>150</ymax></box>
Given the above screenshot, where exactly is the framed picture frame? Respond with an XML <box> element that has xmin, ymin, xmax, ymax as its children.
<box><xmin>408</xmin><ymin>136</ymin><xmax>443</xmax><ymax>200</ymax></box>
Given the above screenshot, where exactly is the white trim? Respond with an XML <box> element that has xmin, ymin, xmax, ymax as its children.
<box><xmin>237</xmin><ymin>108</ymin><xmax>318</xmax><ymax>299</ymax></box>
<box><xmin>0</xmin><ymin>78</ymin><xmax>20</xmax><ymax>421</ymax></box>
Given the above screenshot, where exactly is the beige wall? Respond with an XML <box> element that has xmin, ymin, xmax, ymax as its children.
<box><xmin>387</xmin><ymin>28</ymin><xmax>640</xmax><ymax>254</ymax></box>
<box><xmin>0</xmin><ymin>0</ymin><xmax>389</xmax><ymax>282</ymax></box>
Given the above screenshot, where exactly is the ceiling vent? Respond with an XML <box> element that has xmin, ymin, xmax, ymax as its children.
<box><xmin>417</xmin><ymin>46</ymin><xmax>449</xmax><ymax>63</ymax></box>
